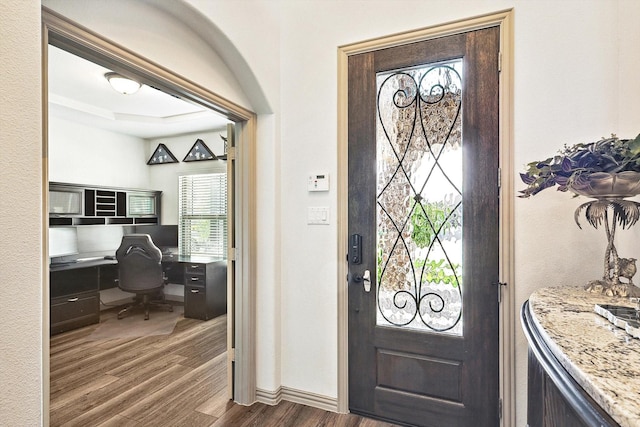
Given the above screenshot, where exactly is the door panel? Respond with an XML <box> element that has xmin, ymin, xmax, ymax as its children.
<box><xmin>348</xmin><ymin>27</ymin><xmax>500</xmax><ymax>427</ymax></box>
<box><xmin>377</xmin><ymin>350</ymin><xmax>462</xmax><ymax>401</ymax></box>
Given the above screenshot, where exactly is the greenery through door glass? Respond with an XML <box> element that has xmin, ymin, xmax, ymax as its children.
<box><xmin>411</xmin><ymin>200</ymin><xmax>461</xmax><ymax>287</ymax></box>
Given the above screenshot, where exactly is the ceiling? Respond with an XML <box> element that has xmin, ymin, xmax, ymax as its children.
<box><xmin>48</xmin><ymin>45</ymin><xmax>231</xmax><ymax>139</ymax></box>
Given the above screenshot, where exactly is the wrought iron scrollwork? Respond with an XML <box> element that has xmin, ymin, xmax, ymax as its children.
<box><xmin>376</xmin><ymin>62</ymin><xmax>463</xmax><ymax>333</ymax></box>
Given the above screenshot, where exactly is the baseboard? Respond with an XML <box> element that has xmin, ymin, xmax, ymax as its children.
<box><xmin>256</xmin><ymin>386</ymin><xmax>338</xmax><ymax>412</ymax></box>
<box><xmin>256</xmin><ymin>387</ymin><xmax>281</xmax><ymax>405</ymax></box>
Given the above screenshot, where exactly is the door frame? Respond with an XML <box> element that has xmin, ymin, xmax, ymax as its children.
<box><xmin>41</xmin><ymin>7</ymin><xmax>258</xmax><ymax>422</ymax></box>
<box><xmin>336</xmin><ymin>9</ymin><xmax>514</xmax><ymax>425</ymax></box>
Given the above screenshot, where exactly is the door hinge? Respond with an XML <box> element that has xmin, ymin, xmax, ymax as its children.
<box><xmin>227</xmin><ymin>146</ymin><xmax>236</xmax><ymax>160</ymax></box>
<box><xmin>499</xmin><ymin>397</ymin><xmax>503</xmax><ymax>419</ymax></box>
<box><xmin>498</xmin><ymin>52</ymin><xmax>503</xmax><ymax>72</ymax></box>
<box><xmin>497</xmin><ymin>167</ymin><xmax>502</xmax><ymax>190</ymax></box>
<box><xmin>230</xmin><ymin>347</ymin><xmax>235</xmax><ymax>361</ymax></box>
<box><xmin>229</xmin><ymin>247</ymin><xmax>237</xmax><ymax>261</ymax></box>
<box><xmin>493</xmin><ymin>281</ymin><xmax>507</xmax><ymax>303</ymax></box>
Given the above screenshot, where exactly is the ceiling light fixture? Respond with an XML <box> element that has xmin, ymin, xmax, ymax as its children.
<box><xmin>104</xmin><ymin>72</ymin><xmax>142</xmax><ymax>95</ymax></box>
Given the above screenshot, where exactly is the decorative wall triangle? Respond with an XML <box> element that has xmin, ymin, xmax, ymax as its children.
<box><xmin>183</xmin><ymin>139</ymin><xmax>217</xmax><ymax>162</ymax></box>
<box><xmin>147</xmin><ymin>143</ymin><xmax>178</xmax><ymax>165</ymax></box>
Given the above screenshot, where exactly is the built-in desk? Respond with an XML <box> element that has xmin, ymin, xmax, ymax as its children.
<box><xmin>50</xmin><ymin>255</ymin><xmax>226</xmax><ymax>335</ymax></box>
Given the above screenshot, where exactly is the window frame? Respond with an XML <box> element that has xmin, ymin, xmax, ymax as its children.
<box><xmin>178</xmin><ymin>172</ymin><xmax>228</xmax><ymax>259</ymax></box>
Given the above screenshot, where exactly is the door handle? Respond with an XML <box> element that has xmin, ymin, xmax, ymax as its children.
<box><xmin>353</xmin><ymin>270</ymin><xmax>371</xmax><ymax>292</ymax></box>
<box><xmin>362</xmin><ymin>270</ymin><xmax>371</xmax><ymax>292</ymax></box>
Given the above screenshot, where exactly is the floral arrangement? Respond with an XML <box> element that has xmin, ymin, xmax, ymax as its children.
<box><xmin>519</xmin><ymin>134</ymin><xmax>640</xmax><ymax>198</ymax></box>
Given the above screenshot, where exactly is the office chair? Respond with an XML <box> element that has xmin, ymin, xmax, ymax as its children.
<box><xmin>115</xmin><ymin>234</ymin><xmax>173</xmax><ymax>320</ymax></box>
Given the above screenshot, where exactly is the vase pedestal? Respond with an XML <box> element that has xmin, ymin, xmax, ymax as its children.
<box><xmin>573</xmin><ymin>192</ymin><xmax>640</xmax><ymax>299</ymax></box>
<box><xmin>584</xmin><ymin>279</ymin><xmax>640</xmax><ymax>298</ymax></box>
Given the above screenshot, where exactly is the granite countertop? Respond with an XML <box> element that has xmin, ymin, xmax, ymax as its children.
<box><xmin>528</xmin><ymin>286</ymin><xmax>640</xmax><ymax>427</ymax></box>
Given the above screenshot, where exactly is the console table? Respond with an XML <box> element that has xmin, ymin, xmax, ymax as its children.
<box><xmin>522</xmin><ymin>286</ymin><xmax>640</xmax><ymax>427</ymax></box>
<box><xmin>50</xmin><ymin>255</ymin><xmax>226</xmax><ymax>335</ymax></box>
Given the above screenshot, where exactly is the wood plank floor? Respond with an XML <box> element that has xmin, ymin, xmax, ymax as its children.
<box><xmin>50</xmin><ymin>307</ymin><xmax>398</xmax><ymax>427</ymax></box>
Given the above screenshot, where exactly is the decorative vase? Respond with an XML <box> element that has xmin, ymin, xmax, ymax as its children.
<box><xmin>570</xmin><ymin>171</ymin><xmax>640</xmax><ymax>199</ymax></box>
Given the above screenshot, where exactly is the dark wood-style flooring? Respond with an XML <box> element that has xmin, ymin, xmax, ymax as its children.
<box><xmin>50</xmin><ymin>307</ymin><xmax>398</xmax><ymax>426</ymax></box>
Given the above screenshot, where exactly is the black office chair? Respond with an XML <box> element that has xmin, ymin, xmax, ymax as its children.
<box><xmin>115</xmin><ymin>234</ymin><xmax>173</xmax><ymax>320</ymax></box>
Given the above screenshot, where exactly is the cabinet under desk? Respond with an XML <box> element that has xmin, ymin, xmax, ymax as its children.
<box><xmin>50</xmin><ymin>258</ymin><xmax>116</xmax><ymax>335</ymax></box>
<box><xmin>50</xmin><ymin>256</ymin><xmax>227</xmax><ymax>335</ymax></box>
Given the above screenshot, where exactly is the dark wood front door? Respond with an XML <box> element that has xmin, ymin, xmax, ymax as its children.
<box><xmin>348</xmin><ymin>27</ymin><xmax>500</xmax><ymax>427</ymax></box>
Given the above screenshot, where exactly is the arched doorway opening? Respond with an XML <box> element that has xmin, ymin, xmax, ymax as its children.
<box><xmin>42</xmin><ymin>6</ymin><xmax>259</xmax><ymax>422</ymax></box>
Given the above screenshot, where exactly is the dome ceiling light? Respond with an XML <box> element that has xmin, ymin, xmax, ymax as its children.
<box><xmin>104</xmin><ymin>72</ymin><xmax>142</xmax><ymax>95</ymax></box>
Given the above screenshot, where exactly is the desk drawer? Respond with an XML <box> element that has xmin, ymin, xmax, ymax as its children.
<box><xmin>51</xmin><ymin>292</ymin><xmax>99</xmax><ymax>322</ymax></box>
<box><xmin>185</xmin><ymin>263</ymin><xmax>206</xmax><ymax>275</ymax></box>
<box><xmin>185</xmin><ymin>274</ymin><xmax>206</xmax><ymax>286</ymax></box>
<box><xmin>185</xmin><ymin>285</ymin><xmax>208</xmax><ymax>320</ymax></box>
<box><xmin>51</xmin><ymin>267</ymin><xmax>99</xmax><ymax>298</ymax></box>
<box><xmin>51</xmin><ymin>292</ymin><xmax>99</xmax><ymax>334</ymax></box>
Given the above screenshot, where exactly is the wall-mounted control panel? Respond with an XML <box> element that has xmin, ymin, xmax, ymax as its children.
<box><xmin>308</xmin><ymin>174</ymin><xmax>329</xmax><ymax>192</ymax></box>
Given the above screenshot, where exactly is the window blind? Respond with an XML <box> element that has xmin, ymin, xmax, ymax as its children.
<box><xmin>178</xmin><ymin>173</ymin><xmax>227</xmax><ymax>258</ymax></box>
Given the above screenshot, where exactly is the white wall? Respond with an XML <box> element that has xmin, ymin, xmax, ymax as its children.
<box><xmin>617</xmin><ymin>1</ymin><xmax>640</xmax><ymax>261</ymax></box>
<box><xmin>146</xmin><ymin>129</ymin><xmax>228</xmax><ymax>225</ymax></box>
<box><xmin>49</xmin><ymin>117</ymin><xmax>149</xmax><ymax>188</ymax></box>
<box><xmin>2</xmin><ymin>1</ymin><xmax>640</xmax><ymax>426</ymax></box>
<box><xmin>195</xmin><ymin>0</ymin><xmax>640</xmax><ymax>423</ymax></box>
<box><xmin>512</xmin><ymin>3</ymin><xmax>640</xmax><ymax>425</ymax></box>
<box><xmin>0</xmin><ymin>1</ymin><xmax>43</xmax><ymax>425</ymax></box>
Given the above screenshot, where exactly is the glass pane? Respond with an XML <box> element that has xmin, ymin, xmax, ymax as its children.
<box><xmin>50</xmin><ymin>190</ymin><xmax>82</xmax><ymax>215</ymax></box>
<box><xmin>128</xmin><ymin>195</ymin><xmax>155</xmax><ymax>216</ymax></box>
<box><xmin>181</xmin><ymin>218</ymin><xmax>227</xmax><ymax>258</ymax></box>
<box><xmin>376</xmin><ymin>60</ymin><xmax>463</xmax><ymax>335</ymax></box>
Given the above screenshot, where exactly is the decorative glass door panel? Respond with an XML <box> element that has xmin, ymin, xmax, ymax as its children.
<box><xmin>376</xmin><ymin>59</ymin><xmax>463</xmax><ymax>335</ymax></box>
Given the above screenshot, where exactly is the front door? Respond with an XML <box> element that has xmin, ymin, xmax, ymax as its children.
<box><xmin>348</xmin><ymin>27</ymin><xmax>500</xmax><ymax>427</ymax></box>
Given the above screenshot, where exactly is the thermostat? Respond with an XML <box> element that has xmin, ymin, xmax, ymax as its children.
<box><xmin>308</xmin><ymin>174</ymin><xmax>329</xmax><ymax>192</ymax></box>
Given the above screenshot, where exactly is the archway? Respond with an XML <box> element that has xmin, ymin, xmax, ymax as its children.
<box><xmin>42</xmin><ymin>5</ymin><xmax>260</xmax><ymax>421</ymax></box>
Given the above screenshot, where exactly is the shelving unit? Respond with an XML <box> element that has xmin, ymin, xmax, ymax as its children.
<box><xmin>49</xmin><ymin>182</ymin><xmax>161</xmax><ymax>226</ymax></box>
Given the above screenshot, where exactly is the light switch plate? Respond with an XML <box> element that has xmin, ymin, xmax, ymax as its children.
<box><xmin>308</xmin><ymin>206</ymin><xmax>330</xmax><ymax>225</ymax></box>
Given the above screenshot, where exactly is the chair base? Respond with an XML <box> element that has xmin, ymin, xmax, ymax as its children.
<box><xmin>117</xmin><ymin>292</ymin><xmax>173</xmax><ymax>321</ymax></box>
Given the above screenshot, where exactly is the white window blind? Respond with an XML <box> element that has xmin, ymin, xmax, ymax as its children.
<box><xmin>179</xmin><ymin>173</ymin><xmax>227</xmax><ymax>258</ymax></box>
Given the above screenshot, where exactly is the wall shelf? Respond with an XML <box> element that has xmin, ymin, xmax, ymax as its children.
<box><xmin>49</xmin><ymin>182</ymin><xmax>161</xmax><ymax>226</ymax></box>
